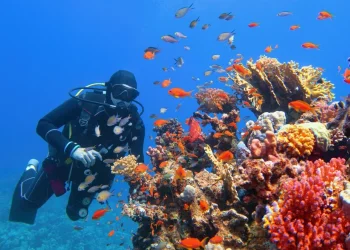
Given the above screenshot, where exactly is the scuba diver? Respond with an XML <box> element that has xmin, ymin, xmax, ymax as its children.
<box><xmin>9</xmin><ymin>70</ymin><xmax>145</xmax><ymax>224</ymax></box>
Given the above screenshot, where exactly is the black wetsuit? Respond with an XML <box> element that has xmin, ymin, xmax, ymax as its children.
<box><xmin>10</xmin><ymin>93</ymin><xmax>145</xmax><ymax>223</ymax></box>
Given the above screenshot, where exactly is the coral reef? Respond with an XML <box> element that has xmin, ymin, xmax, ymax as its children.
<box><xmin>101</xmin><ymin>57</ymin><xmax>349</xmax><ymax>250</ymax></box>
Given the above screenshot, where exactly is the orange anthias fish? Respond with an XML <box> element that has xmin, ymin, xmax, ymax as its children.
<box><xmin>265</xmin><ymin>46</ymin><xmax>272</xmax><ymax>53</ymax></box>
<box><xmin>159</xmin><ymin>161</ymin><xmax>168</xmax><ymax>168</ymax></box>
<box><xmin>227</xmin><ymin>121</ymin><xmax>237</xmax><ymax>129</ymax></box>
<box><xmin>154</xmin><ymin>119</ymin><xmax>169</xmax><ymax>127</ymax></box>
<box><xmin>218</xmin><ymin>76</ymin><xmax>229</xmax><ymax>83</ymax></box>
<box><xmin>108</xmin><ymin>229</ymin><xmax>115</xmax><ymax>237</ymax></box>
<box><xmin>92</xmin><ymin>207</ymin><xmax>110</xmax><ymax>220</ymax></box>
<box><xmin>302</xmin><ymin>42</ymin><xmax>319</xmax><ymax>49</ymax></box>
<box><xmin>248</xmin><ymin>22</ymin><xmax>259</xmax><ymax>28</ymax></box>
<box><xmin>210</xmin><ymin>235</ymin><xmax>223</xmax><ymax>244</ymax></box>
<box><xmin>161</xmin><ymin>79</ymin><xmax>171</xmax><ymax>88</ymax></box>
<box><xmin>186</xmin><ymin>117</ymin><xmax>204</xmax><ymax>143</ymax></box>
<box><xmin>168</xmin><ymin>88</ymin><xmax>193</xmax><ymax>98</ymax></box>
<box><xmin>178</xmin><ymin>237</ymin><xmax>208</xmax><ymax>250</ymax></box>
<box><xmin>144</xmin><ymin>51</ymin><xmax>155</xmax><ymax>60</ymax></box>
<box><xmin>343</xmin><ymin>68</ymin><xmax>350</xmax><ymax>79</ymax></box>
<box><xmin>290</xmin><ymin>25</ymin><xmax>300</xmax><ymax>30</ymax></box>
<box><xmin>134</xmin><ymin>163</ymin><xmax>149</xmax><ymax>174</ymax></box>
<box><xmin>175</xmin><ymin>166</ymin><xmax>186</xmax><ymax>180</ymax></box>
<box><xmin>288</xmin><ymin>100</ymin><xmax>317</xmax><ymax>115</ymax></box>
<box><xmin>232</xmin><ymin>64</ymin><xmax>251</xmax><ymax>77</ymax></box>
<box><xmin>218</xmin><ymin>150</ymin><xmax>234</xmax><ymax>162</ymax></box>
<box><xmin>317</xmin><ymin>11</ymin><xmax>333</xmax><ymax>20</ymax></box>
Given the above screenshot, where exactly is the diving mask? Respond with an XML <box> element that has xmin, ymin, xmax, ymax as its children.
<box><xmin>111</xmin><ymin>84</ymin><xmax>139</xmax><ymax>102</ymax></box>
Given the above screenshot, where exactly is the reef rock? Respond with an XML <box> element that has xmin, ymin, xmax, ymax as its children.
<box><xmin>257</xmin><ymin>111</ymin><xmax>286</xmax><ymax>132</ymax></box>
<box><xmin>180</xmin><ymin>185</ymin><xmax>196</xmax><ymax>203</ymax></box>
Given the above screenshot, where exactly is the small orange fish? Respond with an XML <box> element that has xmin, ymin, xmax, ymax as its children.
<box><xmin>92</xmin><ymin>207</ymin><xmax>110</xmax><ymax>220</ymax></box>
<box><xmin>213</xmin><ymin>132</ymin><xmax>223</xmax><ymax>139</ymax></box>
<box><xmin>161</xmin><ymin>79</ymin><xmax>171</xmax><ymax>88</ymax></box>
<box><xmin>179</xmin><ymin>238</ymin><xmax>208</xmax><ymax>249</ymax></box>
<box><xmin>256</xmin><ymin>62</ymin><xmax>263</xmax><ymax>71</ymax></box>
<box><xmin>248</xmin><ymin>22</ymin><xmax>259</xmax><ymax>28</ymax></box>
<box><xmin>218</xmin><ymin>76</ymin><xmax>229</xmax><ymax>83</ymax></box>
<box><xmin>288</xmin><ymin>100</ymin><xmax>317</xmax><ymax>115</ymax></box>
<box><xmin>344</xmin><ymin>78</ymin><xmax>350</xmax><ymax>84</ymax></box>
<box><xmin>154</xmin><ymin>119</ymin><xmax>169</xmax><ymax>127</ymax></box>
<box><xmin>343</xmin><ymin>68</ymin><xmax>350</xmax><ymax>79</ymax></box>
<box><xmin>302</xmin><ymin>42</ymin><xmax>319</xmax><ymax>49</ymax></box>
<box><xmin>175</xmin><ymin>166</ymin><xmax>186</xmax><ymax>180</ymax></box>
<box><xmin>243</xmin><ymin>101</ymin><xmax>251</xmax><ymax>107</ymax></box>
<box><xmin>317</xmin><ymin>11</ymin><xmax>333</xmax><ymax>20</ymax></box>
<box><xmin>183</xmin><ymin>203</ymin><xmax>190</xmax><ymax>210</ymax></box>
<box><xmin>210</xmin><ymin>235</ymin><xmax>223</xmax><ymax>244</ymax></box>
<box><xmin>218</xmin><ymin>150</ymin><xmax>234</xmax><ymax>162</ymax></box>
<box><xmin>199</xmin><ymin>200</ymin><xmax>209</xmax><ymax>212</ymax></box>
<box><xmin>115</xmin><ymin>216</ymin><xmax>120</xmax><ymax>221</ymax></box>
<box><xmin>265</xmin><ymin>46</ymin><xmax>272</xmax><ymax>53</ymax></box>
<box><xmin>227</xmin><ymin>121</ymin><xmax>237</xmax><ymax>129</ymax></box>
<box><xmin>144</xmin><ymin>51</ymin><xmax>155</xmax><ymax>60</ymax></box>
<box><xmin>134</xmin><ymin>163</ymin><xmax>148</xmax><ymax>174</ymax></box>
<box><xmin>224</xmin><ymin>130</ymin><xmax>233</xmax><ymax>136</ymax></box>
<box><xmin>232</xmin><ymin>64</ymin><xmax>251</xmax><ymax>77</ymax></box>
<box><xmin>159</xmin><ymin>161</ymin><xmax>168</xmax><ymax>168</ymax></box>
<box><xmin>108</xmin><ymin>229</ymin><xmax>115</xmax><ymax>237</ymax></box>
<box><xmin>168</xmin><ymin>88</ymin><xmax>193</xmax><ymax>98</ymax></box>
<box><xmin>290</xmin><ymin>25</ymin><xmax>300</xmax><ymax>30</ymax></box>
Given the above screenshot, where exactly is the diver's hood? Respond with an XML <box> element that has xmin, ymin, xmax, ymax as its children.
<box><xmin>105</xmin><ymin>70</ymin><xmax>138</xmax><ymax>104</ymax></box>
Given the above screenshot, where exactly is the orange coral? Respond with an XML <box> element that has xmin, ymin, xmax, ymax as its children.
<box><xmin>277</xmin><ymin>125</ymin><xmax>315</xmax><ymax>157</ymax></box>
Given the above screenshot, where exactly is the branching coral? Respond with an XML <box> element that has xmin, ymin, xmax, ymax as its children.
<box><xmin>195</xmin><ymin>88</ymin><xmax>236</xmax><ymax>113</ymax></box>
<box><xmin>263</xmin><ymin>158</ymin><xmax>349</xmax><ymax>250</ymax></box>
<box><xmin>228</xmin><ymin>56</ymin><xmax>335</xmax><ymax>115</ymax></box>
<box><xmin>277</xmin><ymin>125</ymin><xmax>315</xmax><ymax>157</ymax></box>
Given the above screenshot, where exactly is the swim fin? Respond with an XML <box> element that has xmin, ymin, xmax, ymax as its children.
<box><xmin>9</xmin><ymin>159</ymin><xmax>39</xmax><ymax>225</ymax></box>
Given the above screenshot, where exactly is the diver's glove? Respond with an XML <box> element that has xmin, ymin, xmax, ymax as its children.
<box><xmin>71</xmin><ymin>148</ymin><xmax>102</xmax><ymax>168</ymax></box>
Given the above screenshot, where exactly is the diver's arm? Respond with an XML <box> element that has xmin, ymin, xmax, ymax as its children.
<box><xmin>36</xmin><ymin>98</ymin><xmax>82</xmax><ymax>157</ymax></box>
<box><xmin>129</xmin><ymin>117</ymin><xmax>145</xmax><ymax>162</ymax></box>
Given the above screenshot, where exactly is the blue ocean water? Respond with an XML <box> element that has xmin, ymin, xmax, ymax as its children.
<box><xmin>0</xmin><ymin>0</ymin><xmax>349</xmax><ymax>249</ymax></box>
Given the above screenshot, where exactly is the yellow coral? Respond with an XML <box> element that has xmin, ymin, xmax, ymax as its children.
<box><xmin>203</xmin><ymin>144</ymin><xmax>223</xmax><ymax>168</ymax></box>
<box><xmin>111</xmin><ymin>154</ymin><xmax>138</xmax><ymax>177</ymax></box>
<box><xmin>277</xmin><ymin>125</ymin><xmax>315</xmax><ymax>157</ymax></box>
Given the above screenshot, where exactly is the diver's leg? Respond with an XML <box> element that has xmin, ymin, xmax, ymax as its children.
<box><xmin>9</xmin><ymin>159</ymin><xmax>54</xmax><ymax>224</ymax></box>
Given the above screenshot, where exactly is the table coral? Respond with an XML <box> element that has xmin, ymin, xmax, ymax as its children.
<box><xmin>277</xmin><ymin>124</ymin><xmax>315</xmax><ymax>158</ymax></box>
<box><xmin>227</xmin><ymin>56</ymin><xmax>335</xmax><ymax>116</ymax></box>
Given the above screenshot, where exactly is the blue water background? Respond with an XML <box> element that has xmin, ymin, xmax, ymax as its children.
<box><xmin>0</xmin><ymin>0</ymin><xmax>349</xmax><ymax>249</ymax></box>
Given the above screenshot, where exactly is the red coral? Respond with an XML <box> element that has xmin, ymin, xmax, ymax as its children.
<box><xmin>267</xmin><ymin>158</ymin><xmax>350</xmax><ymax>250</ymax></box>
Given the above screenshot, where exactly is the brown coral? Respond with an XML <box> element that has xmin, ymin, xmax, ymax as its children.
<box><xmin>228</xmin><ymin>56</ymin><xmax>335</xmax><ymax>115</ymax></box>
<box><xmin>277</xmin><ymin>125</ymin><xmax>315</xmax><ymax>157</ymax></box>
